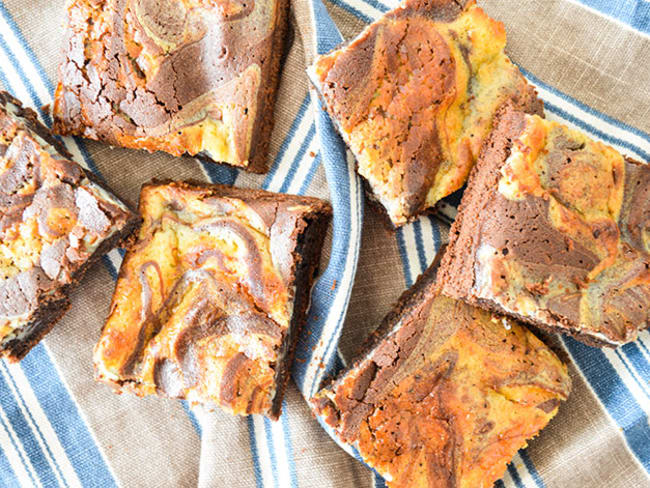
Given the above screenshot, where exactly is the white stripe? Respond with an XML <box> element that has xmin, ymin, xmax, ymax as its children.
<box><xmin>534</xmin><ymin>85</ymin><xmax>650</xmax><ymax>159</ymax></box>
<box><xmin>560</xmin><ymin>339</ymin><xmax>650</xmax><ymax>476</ymax></box>
<box><xmin>511</xmin><ymin>453</ymin><xmax>539</xmax><ymax>488</ymax></box>
<box><xmin>38</xmin><ymin>345</ymin><xmax>121</xmax><ymax>486</ymax></box>
<box><xmin>305</xmin><ymin>151</ymin><xmax>363</xmax><ymax>396</ymax></box>
<box><xmin>266</xmin><ymin>104</ymin><xmax>315</xmax><ymax>193</ymax></box>
<box><xmin>500</xmin><ymin>466</ymin><xmax>518</xmax><ymax>488</ymax></box>
<box><xmin>0</xmin><ymin>47</ymin><xmax>32</xmax><ymax>103</ymax></box>
<box><xmin>0</xmin><ymin>15</ymin><xmax>52</xmax><ymax>101</ymax></box>
<box><xmin>418</xmin><ymin>217</ymin><xmax>437</xmax><ymax>266</ymax></box>
<box><xmin>401</xmin><ymin>224</ymin><xmax>423</xmax><ymax>280</ymax></box>
<box><xmin>251</xmin><ymin>416</ymin><xmax>277</xmax><ymax>488</ymax></box>
<box><xmin>636</xmin><ymin>331</ymin><xmax>650</xmax><ymax>364</ymax></box>
<box><xmin>286</xmin><ymin>136</ymin><xmax>319</xmax><ymax>195</ymax></box>
<box><xmin>338</xmin><ymin>0</ymin><xmax>390</xmax><ymax>20</ymax></box>
<box><xmin>267</xmin><ymin>420</ymin><xmax>293</xmax><ymax>486</ymax></box>
<box><xmin>2</xmin><ymin>362</ymin><xmax>82</xmax><ymax>488</ymax></box>
<box><xmin>603</xmin><ymin>349</ymin><xmax>650</xmax><ymax>412</ymax></box>
<box><xmin>0</xmin><ymin>401</ymin><xmax>43</xmax><ymax>488</ymax></box>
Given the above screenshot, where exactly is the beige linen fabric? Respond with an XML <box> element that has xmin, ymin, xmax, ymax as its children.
<box><xmin>0</xmin><ymin>0</ymin><xmax>648</xmax><ymax>487</ymax></box>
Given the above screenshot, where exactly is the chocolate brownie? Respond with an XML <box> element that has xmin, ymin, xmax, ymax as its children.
<box><xmin>308</xmin><ymin>0</ymin><xmax>543</xmax><ymax>227</ymax></box>
<box><xmin>312</xmin><ymin>260</ymin><xmax>571</xmax><ymax>488</ymax></box>
<box><xmin>439</xmin><ymin>105</ymin><xmax>650</xmax><ymax>347</ymax></box>
<box><xmin>52</xmin><ymin>0</ymin><xmax>288</xmax><ymax>173</ymax></box>
<box><xmin>93</xmin><ymin>181</ymin><xmax>332</xmax><ymax>419</ymax></box>
<box><xmin>0</xmin><ymin>91</ymin><xmax>139</xmax><ymax>362</ymax></box>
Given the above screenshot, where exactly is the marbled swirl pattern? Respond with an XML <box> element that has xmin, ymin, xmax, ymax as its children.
<box><xmin>0</xmin><ymin>91</ymin><xmax>136</xmax><ymax>360</ymax></box>
<box><xmin>309</xmin><ymin>0</ymin><xmax>542</xmax><ymax>226</ymax></box>
<box><xmin>53</xmin><ymin>0</ymin><xmax>287</xmax><ymax>172</ymax></box>
<box><xmin>94</xmin><ymin>181</ymin><xmax>331</xmax><ymax>418</ymax></box>
<box><xmin>313</xmin><ymin>268</ymin><xmax>570</xmax><ymax>488</ymax></box>
<box><xmin>475</xmin><ymin>114</ymin><xmax>650</xmax><ymax>346</ymax></box>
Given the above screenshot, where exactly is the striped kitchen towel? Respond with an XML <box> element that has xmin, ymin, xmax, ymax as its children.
<box><xmin>0</xmin><ymin>0</ymin><xmax>648</xmax><ymax>487</ymax></box>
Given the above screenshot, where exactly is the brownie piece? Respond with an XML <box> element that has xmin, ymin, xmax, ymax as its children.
<box><xmin>0</xmin><ymin>91</ymin><xmax>139</xmax><ymax>362</ymax></box>
<box><xmin>439</xmin><ymin>106</ymin><xmax>650</xmax><ymax>347</ymax></box>
<box><xmin>312</xmin><ymin>261</ymin><xmax>570</xmax><ymax>488</ymax></box>
<box><xmin>93</xmin><ymin>181</ymin><xmax>332</xmax><ymax>419</ymax></box>
<box><xmin>308</xmin><ymin>0</ymin><xmax>542</xmax><ymax>227</ymax></box>
<box><xmin>52</xmin><ymin>0</ymin><xmax>288</xmax><ymax>173</ymax></box>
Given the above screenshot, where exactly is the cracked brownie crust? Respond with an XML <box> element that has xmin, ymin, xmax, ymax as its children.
<box><xmin>53</xmin><ymin>0</ymin><xmax>288</xmax><ymax>173</ymax></box>
<box><xmin>308</xmin><ymin>0</ymin><xmax>542</xmax><ymax>226</ymax></box>
<box><xmin>93</xmin><ymin>180</ymin><xmax>331</xmax><ymax>419</ymax></box>
<box><xmin>312</xmin><ymin>263</ymin><xmax>570</xmax><ymax>488</ymax></box>
<box><xmin>0</xmin><ymin>91</ymin><xmax>139</xmax><ymax>361</ymax></box>
<box><xmin>438</xmin><ymin>106</ymin><xmax>650</xmax><ymax>347</ymax></box>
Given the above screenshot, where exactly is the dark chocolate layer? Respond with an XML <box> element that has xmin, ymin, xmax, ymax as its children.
<box><xmin>53</xmin><ymin>0</ymin><xmax>289</xmax><ymax>173</ymax></box>
<box><xmin>439</xmin><ymin>105</ymin><xmax>650</xmax><ymax>347</ymax></box>
<box><xmin>94</xmin><ymin>180</ymin><xmax>332</xmax><ymax>419</ymax></box>
<box><xmin>313</xmin><ymin>261</ymin><xmax>570</xmax><ymax>487</ymax></box>
<box><xmin>0</xmin><ymin>91</ymin><xmax>139</xmax><ymax>361</ymax></box>
<box><xmin>309</xmin><ymin>0</ymin><xmax>542</xmax><ymax>226</ymax></box>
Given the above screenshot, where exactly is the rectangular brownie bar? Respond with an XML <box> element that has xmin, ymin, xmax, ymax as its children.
<box><xmin>93</xmin><ymin>181</ymin><xmax>332</xmax><ymax>419</ymax></box>
<box><xmin>52</xmin><ymin>0</ymin><xmax>288</xmax><ymax>173</ymax></box>
<box><xmin>0</xmin><ymin>91</ymin><xmax>139</xmax><ymax>361</ymax></box>
<box><xmin>438</xmin><ymin>105</ymin><xmax>650</xmax><ymax>347</ymax></box>
<box><xmin>312</xmin><ymin>259</ymin><xmax>570</xmax><ymax>487</ymax></box>
<box><xmin>308</xmin><ymin>0</ymin><xmax>543</xmax><ymax>226</ymax></box>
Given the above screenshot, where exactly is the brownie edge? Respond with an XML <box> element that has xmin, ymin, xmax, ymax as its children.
<box><xmin>0</xmin><ymin>91</ymin><xmax>140</xmax><ymax>361</ymax></box>
<box><xmin>312</xmin><ymin>254</ymin><xmax>570</xmax><ymax>487</ymax></box>
<box><xmin>439</xmin><ymin>104</ymin><xmax>650</xmax><ymax>347</ymax></box>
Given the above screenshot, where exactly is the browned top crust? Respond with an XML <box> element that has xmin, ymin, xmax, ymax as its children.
<box><xmin>94</xmin><ymin>180</ymin><xmax>332</xmax><ymax>418</ymax></box>
<box><xmin>313</xmin><ymin>263</ymin><xmax>570</xmax><ymax>488</ymax></box>
<box><xmin>309</xmin><ymin>0</ymin><xmax>542</xmax><ymax>226</ymax></box>
<box><xmin>439</xmin><ymin>105</ymin><xmax>650</xmax><ymax>347</ymax></box>
<box><xmin>52</xmin><ymin>0</ymin><xmax>289</xmax><ymax>173</ymax></box>
<box><xmin>0</xmin><ymin>91</ymin><xmax>138</xmax><ymax>361</ymax></box>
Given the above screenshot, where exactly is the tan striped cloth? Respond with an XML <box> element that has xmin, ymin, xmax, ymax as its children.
<box><xmin>0</xmin><ymin>0</ymin><xmax>648</xmax><ymax>487</ymax></box>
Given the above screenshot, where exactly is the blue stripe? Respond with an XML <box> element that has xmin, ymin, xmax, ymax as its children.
<box><xmin>394</xmin><ymin>228</ymin><xmax>413</xmax><ymax>286</ymax></box>
<box><xmin>263</xmin><ymin>96</ymin><xmax>311</xmax><ymax>188</ymax></box>
<box><xmin>0</xmin><ymin>33</ymin><xmax>43</xmax><ymax>122</ymax></box>
<box><xmin>0</xmin><ymin>398</ymin><xmax>39</xmax><ymax>487</ymax></box>
<box><xmin>373</xmin><ymin>472</ymin><xmax>387</xmax><ymax>487</ymax></box>
<box><xmin>543</xmin><ymin>100</ymin><xmax>650</xmax><ymax>162</ymax></box>
<box><xmin>199</xmin><ymin>161</ymin><xmax>238</xmax><ymax>186</ymax></box>
<box><xmin>495</xmin><ymin>480</ymin><xmax>506</xmax><ymax>488</ymax></box>
<box><xmin>246</xmin><ymin>417</ymin><xmax>264</xmax><ymax>488</ymax></box>
<box><xmin>180</xmin><ymin>402</ymin><xmax>202</xmax><ymax>436</ymax></box>
<box><xmin>620</xmin><ymin>343</ymin><xmax>650</xmax><ymax>388</ymax></box>
<box><xmin>507</xmin><ymin>463</ymin><xmax>525</xmax><ymax>488</ymax></box>
<box><xmin>263</xmin><ymin>419</ymin><xmax>280</xmax><ymax>488</ymax></box>
<box><xmin>0</xmin><ymin>365</ymin><xmax>58</xmax><ymax>487</ymax></box>
<box><xmin>519</xmin><ymin>450</ymin><xmax>545</xmax><ymax>488</ymax></box>
<box><xmin>280</xmin><ymin>401</ymin><xmax>299</xmax><ymax>488</ymax></box>
<box><xmin>0</xmin><ymin>362</ymin><xmax>69</xmax><ymax>488</ymax></box>
<box><xmin>298</xmin><ymin>152</ymin><xmax>322</xmax><ymax>195</ymax></box>
<box><xmin>637</xmin><ymin>335</ymin><xmax>650</xmax><ymax>358</ymax></box>
<box><xmin>412</xmin><ymin>220</ymin><xmax>428</xmax><ymax>272</ymax></box>
<box><xmin>520</xmin><ymin>67</ymin><xmax>650</xmax><ymax>144</ymax></box>
<box><xmin>278</xmin><ymin>126</ymin><xmax>316</xmax><ymax>194</ymax></box>
<box><xmin>296</xmin><ymin>92</ymin><xmax>362</xmax><ymax>394</ymax></box>
<box><xmin>614</xmin><ymin>349</ymin><xmax>650</xmax><ymax>401</ymax></box>
<box><xmin>574</xmin><ymin>0</ymin><xmax>650</xmax><ymax>35</ymax></box>
<box><xmin>20</xmin><ymin>345</ymin><xmax>117</xmax><ymax>487</ymax></box>
<box><xmin>0</xmin><ymin>440</ymin><xmax>21</xmax><ymax>488</ymax></box>
<box><xmin>312</xmin><ymin>0</ymin><xmax>346</xmax><ymax>53</ymax></box>
<box><xmin>563</xmin><ymin>337</ymin><xmax>650</xmax><ymax>472</ymax></box>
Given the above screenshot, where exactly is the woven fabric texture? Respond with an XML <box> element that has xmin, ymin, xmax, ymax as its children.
<box><xmin>0</xmin><ymin>0</ymin><xmax>648</xmax><ymax>487</ymax></box>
